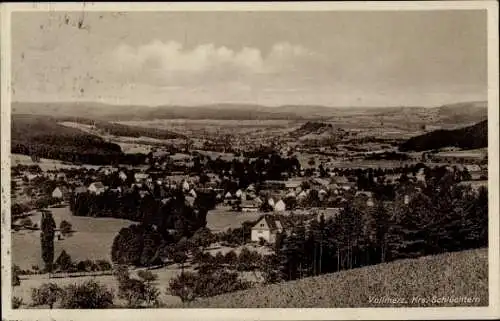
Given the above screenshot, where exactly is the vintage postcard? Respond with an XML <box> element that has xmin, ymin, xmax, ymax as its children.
<box><xmin>1</xmin><ymin>1</ymin><xmax>499</xmax><ymax>320</ymax></box>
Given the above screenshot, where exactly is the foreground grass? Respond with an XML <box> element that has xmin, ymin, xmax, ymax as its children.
<box><xmin>169</xmin><ymin>248</ymin><xmax>488</xmax><ymax>308</ymax></box>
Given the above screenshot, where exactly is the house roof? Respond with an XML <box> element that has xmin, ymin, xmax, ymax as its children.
<box><xmin>253</xmin><ymin>214</ymin><xmax>289</xmax><ymax>231</ymax></box>
<box><xmin>331</xmin><ymin>176</ymin><xmax>349</xmax><ymax>184</ymax></box>
<box><xmin>241</xmin><ymin>199</ymin><xmax>259</xmax><ymax>208</ymax></box>
<box><xmin>53</xmin><ymin>186</ymin><xmax>69</xmax><ymax>193</ymax></box>
<box><xmin>90</xmin><ymin>182</ymin><xmax>105</xmax><ymax>189</ymax></box>
<box><xmin>74</xmin><ymin>186</ymin><xmax>88</xmax><ymax>194</ymax></box>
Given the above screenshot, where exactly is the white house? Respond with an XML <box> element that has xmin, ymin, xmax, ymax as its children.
<box><xmin>88</xmin><ymin>182</ymin><xmax>106</xmax><ymax>195</ymax></box>
<box><xmin>251</xmin><ymin>214</ymin><xmax>286</xmax><ymax>243</ymax></box>
<box><xmin>267</xmin><ymin>198</ymin><xmax>275</xmax><ymax>208</ymax></box>
<box><xmin>274</xmin><ymin>199</ymin><xmax>286</xmax><ymax>212</ymax></box>
<box><xmin>118</xmin><ymin>171</ymin><xmax>128</xmax><ymax>182</ymax></box>
<box><xmin>52</xmin><ymin>186</ymin><xmax>69</xmax><ymax>199</ymax></box>
<box><xmin>240</xmin><ymin>200</ymin><xmax>260</xmax><ymax>212</ymax></box>
<box><xmin>182</xmin><ymin>180</ymin><xmax>190</xmax><ymax>192</ymax></box>
<box><xmin>134</xmin><ymin>173</ymin><xmax>150</xmax><ymax>183</ymax></box>
<box><xmin>297</xmin><ymin>190</ymin><xmax>308</xmax><ymax>200</ymax></box>
<box><xmin>235</xmin><ymin>189</ymin><xmax>243</xmax><ymax>198</ymax></box>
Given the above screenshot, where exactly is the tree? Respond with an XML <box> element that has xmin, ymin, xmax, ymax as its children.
<box><xmin>60</xmin><ymin>220</ymin><xmax>73</xmax><ymax>236</ymax></box>
<box><xmin>60</xmin><ymin>280</ymin><xmax>114</xmax><ymax>308</ymax></box>
<box><xmin>224</xmin><ymin>250</ymin><xmax>237</xmax><ymax>266</ymax></box>
<box><xmin>118</xmin><ymin>277</ymin><xmax>149</xmax><ymax>308</ymax></box>
<box><xmin>55</xmin><ymin>249</ymin><xmax>73</xmax><ymax>271</ymax></box>
<box><xmin>31</xmin><ymin>283</ymin><xmax>63</xmax><ymax>309</ymax></box>
<box><xmin>111</xmin><ymin>224</ymin><xmax>163</xmax><ymax>267</ymax></box>
<box><xmin>171</xmin><ymin>251</ymin><xmax>188</xmax><ymax>273</ymax></box>
<box><xmin>168</xmin><ymin>272</ymin><xmax>198</xmax><ymax>303</ymax></box>
<box><xmin>40</xmin><ymin>210</ymin><xmax>56</xmax><ymax>272</ymax></box>
<box><xmin>12</xmin><ymin>265</ymin><xmax>21</xmax><ymax>286</ymax></box>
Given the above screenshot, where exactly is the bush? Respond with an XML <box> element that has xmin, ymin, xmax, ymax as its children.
<box><xmin>12</xmin><ymin>296</ymin><xmax>23</xmax><ymax>309</ymax></box>
<box><xmin>117</xmin><ymin>272</ymin><xmax>160</xmax><ymax>308</ymax></box>
<box><xmin>21</xmin><ymin>217</ymin><xmax>34</xmax><ymax>228</ymax></box>
<box><xmin>60</xmin><ymin>220</ymin><xmax>73</xmax><ymax>236</ymax></box>
<box><xmin>55</xmin><ymin>250</ymin><xmax>73</xmax><ymax>271</ymax></box>
<box><xmin>137</xmin><ymin>270</ymin><xmax>158</xmax><ymax>283</ymax></box>
<box><xmin>60</xmin><ymin>280</ymin><xmax>114</xmax><ymax>309</ymax></box>
<box><xmin>76</xmin><ymin>259</ymin><xmax>97</xmax><ymax>272</ymax></box>
<box><xmin>168</xmin><ymin>272</ymin><xmax>198</xmax><ymax>303</ymax></box>
<box><xmin>96</xmin><ymin>259</ymin><xmax>113</xmax><ymax>271</ymax></box>
<box><xmin>169</xmin><ymin>269</ymin><xmax>251</xmax><ymax>303</ymax></box>
<box><xmin>113</xmin><ymin>265</ymin><xmax>130</xmax><ymax>283</ymax></box>
<box><xmin>237</xmin><ymin>247</ymin><xmax>262</xmax><ymax>271</ymax></box>
<box><xmin>224</xmin><ymin>250</ymin><xmax>238</xmax><ymax>266</ymax></box>
<box><xmin>31</xmin><ymin>283</ymin><xmax>63</xmax><ymax>308</ymax></box>
<box><xmin>12</xmin><ymin>265</ymin><xmax>21</xmax><ymax>286</ymax></box>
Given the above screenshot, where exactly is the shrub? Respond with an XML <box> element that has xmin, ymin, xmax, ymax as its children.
<box><xmin>21</xmin><ymin>217</ymin><xmax>34</xmax><ymax>228</ymax></box>
<box><xmin>137</xmin><ymin>270</ymin><xmax>158</xmax><ymax>284</ymax></box>
<box><xmin>113</xmin><ymin>265</ymin><xmax>130</xmax><ymax>283</ymax></box>
<box><xmin>31</xmin><ymin>283</ymin><xmax>63</xmax><ymax>308</ymax></box>
<box><xmin>96</xmin><ymin>259</ymin><xmax>113</xmax><ymax>271</ymax></box>
<box><xmin>169</xmin><ymin>269</ymin><xmax>251</xmax><ymax>303</ymax></box>
<box><xmin>12</xmin><ymin>265</ymin><xmax>21</xmax><ymax>286</ymax></box>
<box><xmin>60</xmin><ymin>220</ymin><xmax>73</xmax><ymax>236</ymax></box>
<box><xmin>60</xmin><ymin>280</ymin><xmax>114</xmax><ymax>309</ymax></box>
<box><xmin>55</xmin><ymin>250</ymin><xmax>73</xmax><ymax>271</ymax></box>
<box><xmin>237</xmin><ymin>247</ymin><xmax>262</xmax><ymax>271</ymax></box>
<box><xmin>76</xmin><ymin>259</ymin><xmax>97</xmax><ymax>272</ymax></box>
<box><xmin>168</xmin><ymin>272</ymin><xmax>198</xmax><ymax>303</ymax></box>
<box><xmin>12</xmin><ymin>296</ymin><xmax>23</xmax><ymax>309</ymax></box>
<box><xmin>224</xmin><ymin>250</ymin><xmax>238</xmax><ymax>266</ymax></box>
<box><xmin>117</xmin><ymin>272</ymin><xmax>160</xmax><ymax>308</ymax></box>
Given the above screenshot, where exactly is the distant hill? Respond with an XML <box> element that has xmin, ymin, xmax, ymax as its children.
<box><xmin>436</xmin><ymin>101</ymin><xmax>488</xmax><ymax>124</ymax></box>
<box><xmin>11</xmin><ymin>100</ymin><xmax>487</xmax><ymax>123</ymax></box>
<box><xmin>399</xmin><ymin>120</ymin><xmax>487</xmax><ymax>152</ymax></box>
<box><xmin>11</xmin><ymin>114</ymin><xmax>123</xmax><ymax>157</ymax></box>
<box><xmin>169</xmin><ymin>248</ymin><xmax>487</xmax><ymax>308</ymax></box>
<box><xmin>11</xmin><ymin>115</ymin><xmax>151</xmax><ymax>165</ymax></box>
<box><xmin>292</xmin><ymin>121</ymin><xmax>333</xmax><ymax>136</ymax></box>
<box><xmin>288</xmin><ymin>121</ymin><xmax>346</xmax><ymax>141</ymax></box>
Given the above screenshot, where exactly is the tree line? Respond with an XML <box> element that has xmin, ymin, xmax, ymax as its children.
<box><xmin>264</xmin><ymin>174</ymin><xmax>487</xmax><ymax>283</ymax></box>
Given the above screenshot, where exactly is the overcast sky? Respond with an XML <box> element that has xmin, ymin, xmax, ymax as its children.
<box><xmin>12</xmin><ymin>10</ymin><xmax>487</xmax><ymax>107</ymax></box>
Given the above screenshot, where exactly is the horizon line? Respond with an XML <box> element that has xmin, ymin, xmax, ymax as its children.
<box><xmin>10</xmin><ymin>99</ymin><xmax>488</xmax><ymax>109</ymax></box>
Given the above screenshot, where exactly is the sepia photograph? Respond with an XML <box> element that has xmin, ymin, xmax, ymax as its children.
<box><xmin>1</xmin><ymin>2</ymin><xmax>499</xmax><ymax>320</ymax></box>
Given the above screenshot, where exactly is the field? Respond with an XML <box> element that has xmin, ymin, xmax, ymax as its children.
<box><xmin>118</xmin><ymin>119</ymin><xmax>296</xmax><ymax>140</ymax></box>
<box><xmin>435</xmin><ymin>148</ymin><xmax>488</xmax><ymax>159</ymax></box>
<box><xmin>170</xmin><ymin>248</ymin><xmax>488</xmax><ymax>308</ymax></box>
<box><xmin>11</xmin><ymin>206</ymin><xmax>135</xmax><ymax>271</ymax></box>
<box><xmin>206</xmin><ymin>206</ymin><xmax>262</xmax><ymax>232</ymax></box>
<box><xmin>11</xmin><ymin>154</ymin><xmax>101</xmax><ymax>171</ymax></box>
<box><xmin>12</xmin><ymin>204</ymin><xmax>267</xmax><ymax>271</ymax></box>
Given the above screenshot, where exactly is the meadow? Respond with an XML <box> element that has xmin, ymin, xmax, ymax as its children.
<box><xmin>11</xmin><ymin>206</ymin><xmax>135</xmax><ymax>271</ymax></box>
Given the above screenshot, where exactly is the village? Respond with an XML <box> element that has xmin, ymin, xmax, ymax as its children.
<box><xmin>12</xmin><ymin>139</ymin><xmax>487</xmax><ymax>247</ymax></box>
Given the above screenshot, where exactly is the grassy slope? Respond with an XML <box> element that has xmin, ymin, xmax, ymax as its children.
<box><xmin>172</xmin><ymin>248</ymin><xmax>488</xmax><ymax>308</ymax></box>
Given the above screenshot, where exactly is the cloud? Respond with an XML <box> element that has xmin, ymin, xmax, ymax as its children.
<box><xmin>108</xmin><ymin>40</ymin><xmax>322</xmax><ymax>86</ymax></box>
